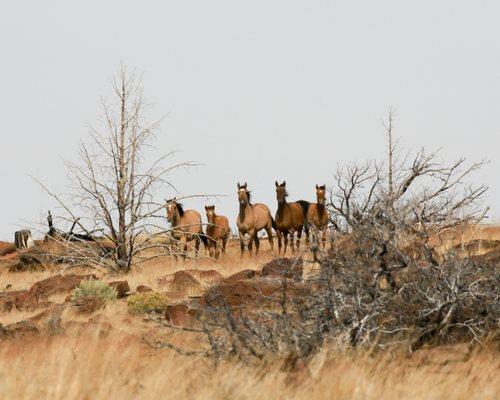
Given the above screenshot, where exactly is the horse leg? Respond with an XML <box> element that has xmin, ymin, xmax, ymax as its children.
<box><xmin>254</xmin><ymin>232</ymin><xmax>260</xmax><ymax>255</ymax></box>
<box><xmin>248</xmin><ymin>229</ymin><xmax>254</xmax><ymax>254</ymax></box>
<box><xmin>195</xmin><ymin>236</ymin><xmax>201</xmax><ymax>257</ymax></box>
<box><xmin>222</xmin><ymin>235</ymin><xmax>228</xmax><ymax>255</ymax></box>
<box><xmin>322</xmin><ymin>226</ymin><xmax>327</xmax><ymax>249</ymax></box>
<box><xmin>284</xmin><ymin>230</ymin><xmax>289</xmax><ymax>254</ymax></box>
<box><xmin>265</xmin><ymin>224</ymin><xmax>274</xmax><ymax>252</ymax></box>
<box><xmin>297</xmin><ymin>226</ymin><xmax>303</xmax><ymax>251</ymax></box>
<box><xmin>277</xmin><ymin>230</ymin><xmax>282</xmax><ymax>254</ymax></box>
<box><xmin>239</xmin><ymin>231</ymin><xmax>245</xmax><ymax>256</ymax></box>
<box><xmin>304</xmin><ymin>223</ymin><xmax>310</xmax><ymax>245</ymax></box>
<box><xmin>180</xmin><ymin>237</ymin><xmax>188</xmax><ymax>260</ymax></box>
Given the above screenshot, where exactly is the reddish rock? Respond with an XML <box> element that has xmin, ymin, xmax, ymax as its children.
<box><xmin>0</xmin><ymin>241</ymin><xmax>16</xmax><ymax>257</ymax></box>
<box><xmin>223</xmin><ymin>269</ymin><xmax>258</xmax><ymax>283</ymax></box>
<box><xmin>136</xmin><ymin>285</ymin><xmax>153</xmax><ymax>293</ymax></box>
<box><xmin>107</xmin><ymin>280</ymin><xmax>130</xmax><ymax>298</ymax></box>
<box><xmin>0</xmin><ymin>320</ymin><xmax>39</xmax><ymax>340</ymax></box>
<box><xmin>72</xmin><ymin>296</ymin><xmax>105</xmax><ymax>314</ymax></box>
<box><xmin>165</xmin><ymin>303</ymin><xmax>200</xmax><ymax>329</ymax></box>
<box><xmin>261</xmin><ymin>258</ymin><xmax>303</xmax><ymax>281</ymax></box>
<box><xmin>158</xmin><ymin>271</ymin><xmax>202</xmax><ymax>294</ymax></box>
<box><xmin>182</xmin><ymin>269</ymin><xmax>223</xmax><ymax>285</ymax></box>
<box><xmin>202</xmin><ymin>277</ymin><xmax>283</xmax><ymax>308</ymax></box>
<box><xmin>0</xmin><ymin>290</ymin><xmax>29</xmax><ymax>312</ymax></box>
<box><xmin>23</xmin><ymin>274</ymin><xmax>98</xmax><ymax>309</ymax></box>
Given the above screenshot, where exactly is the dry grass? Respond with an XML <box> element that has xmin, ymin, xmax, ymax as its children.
<box><xmin>0</xmin><ymin>333</ymin><xmax>498</xmax><ymax>400</ymax></box>
<box><xmin>1</xmin><ymin>232</ymin><xmax>499</xmax><ymax>399</ymax></box>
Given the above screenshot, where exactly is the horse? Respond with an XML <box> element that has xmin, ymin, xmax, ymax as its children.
<box><xmin>204</xmin><ymin>205</ymin><xmax>230</xmax><ymax>259</ymax></box>
<box><xmin>166</xmin><ymin>198</ymin><xmax>207</xmax><ymax>260</ymax></box>
<box><xmin>236</xmin><ymin>182</ymin><xmax>275</xmax><ymax>256</ymax></box>
<box><xmin>307</xmin><ymin>184</ymin><xmax>329</xmax><ymax>248</ymax></box>
<box><xmin>274</xmin><ymin>181</ymin><xmax>309</xmax><ymax>254</ymax></box>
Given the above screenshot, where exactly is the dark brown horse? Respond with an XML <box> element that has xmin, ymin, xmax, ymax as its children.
<box><xmin>205</xmin><ymin>205</ymin><xmax>230</xmax><ymax>259</ymax></box>
<box><xmin>274</xmin><ymin>181</ymin><xmax>309</xmax><ymax>254</ymax></box>
<box><xmin>236</xmin><ymin>182</ymin><xmax>275</xmax><ymax>256</ymax></box>
<box><xmin>166</xmin><ymin>198</ymin><xmax>207</xmax><ymax>260</ymax></box>
<box><xmin>307</xmin><ymin>184</ymin><xmax>329</xmax><ymax>248</ymax></box>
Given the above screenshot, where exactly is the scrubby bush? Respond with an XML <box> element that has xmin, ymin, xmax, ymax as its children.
<box><xmin>127</xmin><ymin>292</ymin><xmax>170</xmax><ymax>314</ymax></box>
<box><xmin>72</xmin><ymin>279</ymin><xmax>117</xmax><ymax>303</ymax></box>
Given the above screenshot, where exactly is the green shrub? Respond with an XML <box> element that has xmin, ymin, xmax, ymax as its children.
<box><xmin>72</xmin><ymin>279</ymin><xmax>117</xmax><ymax>303</ymax></box>
<box><xmin>127</xmin><ymin>292</ymin><xmax>170</xmax><ymax>314</ymax></box>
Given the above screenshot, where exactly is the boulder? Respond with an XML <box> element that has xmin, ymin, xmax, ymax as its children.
<box><xmin>165</xmin><ymin>303</ymin><xmax>201</xmax><ymax>329</ymax></box>
<box><xmin>158</xmin><ymin>271</ymin><xmax>203</xmax><ymax>295</ymax></box>
<box><xmin>0</xmin><ymin>320</ymin><xmax>39</xmax><ymax>340</ymax></box>
<box><xmin>136</xmin><ymin>285</ymin><xmax>153</xmax><ymax>293</ymax></box>
<box><xmin>223</xmin><ymin>269</ymin><xmax>259</xmax><ymax>283</ymax></box>
<box><xmin>107</xmin><ymin>280</ymin><xmax>130</xmax><ymax>298</ymax></box>
<box><xmin>72</xmin><ymin>296</ymin><xmax>105</xmax><ymax>314</ymax></box>
<box><xmin>8</xmin><ymin>253</ymin><xmax>45</xmax><ymax>272</ymax></box>
<box><xmin>182</xmin><ymin>269</ymin><xmax>223</xmax><ymax>285</ymax></box>
<box><xmin>201</xmin><ymin>277</ymin><xmax>283</xmax><ymax>308</ymax></box>
<box><xmin>261</xmin><ymin>258</ymin><xmax>303</xmax><ymax>281</ymax></box>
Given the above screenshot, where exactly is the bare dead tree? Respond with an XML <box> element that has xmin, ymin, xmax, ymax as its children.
<box><xmin>35</xmin><ymin>65</ymin><xmax>196</xmax><ymax>271</ymax></box>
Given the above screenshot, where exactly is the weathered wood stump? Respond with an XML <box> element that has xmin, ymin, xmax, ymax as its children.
<box><xmin>14</xmin><ymin>230</ymin><xmax>35</xmax><ymax>249</ymax></box>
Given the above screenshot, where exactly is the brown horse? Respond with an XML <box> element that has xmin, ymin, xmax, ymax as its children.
<box><xmin>166</xmin><ymin>198</ymin><xmax>207</xmax><ymax>260</ymax></box>
<box><xmin>274</xmin><ymin>181</ymin><xmax>309</xmax><ymax>254</ymax></box>
<box><xmin>205</xmin><ymin>205</ymin><xmax>230</xmax><ymax>259</ymax></box>
<box><xmin>236</xmin><ymin>182</ymin><xmax>275</xmax><ymax>255</ymax></box>
<box><xmin>307</xmin><ymin>184</ymin><xmax>329</xmax><ymax>248</ymax></box>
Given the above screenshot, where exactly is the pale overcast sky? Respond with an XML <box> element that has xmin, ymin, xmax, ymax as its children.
<box><xmin>0</xmin><ymin>1</ymin><xmax>499</xmax><ymax>240</ymax></box>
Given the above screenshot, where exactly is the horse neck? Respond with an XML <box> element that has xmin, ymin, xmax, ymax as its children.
<box><xmin>276</xmin><ymin>199</ymin><xmax>289</xmax><ymax>219</ymax></box>
<box><xmin>171</xmin><ymin>210</ymin><xmax>180</xmax><ymax>227</ymax></box>
<box><xmin>239</xmin><ymin>202</ymin><xmax>251</xmax><ymax>222</ymax></box>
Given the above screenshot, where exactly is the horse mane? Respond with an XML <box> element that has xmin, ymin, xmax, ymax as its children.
<box><xmin>247</xmin><ymin>190</ymin><xmax>253</xmax><ymax>205</ymax></box>
<box><xmin>176</xmin><ymin>202</ymin><xmax>185</xmax><ymax>216</ymax></box>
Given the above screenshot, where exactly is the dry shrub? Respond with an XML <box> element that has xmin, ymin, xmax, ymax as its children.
<box><xmin>127</xmin><ymin>292</ymin><xmax>171</xmax><ymax>314</ymax></box>
<box><xmin>71</xmin><ymin>280</ymin><xmax>117</xmax><ymax>303</ymax></box>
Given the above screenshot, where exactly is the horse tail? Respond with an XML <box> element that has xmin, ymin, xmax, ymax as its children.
<box><xmin>199</xmin><ymin>232</ymin><xmax>209</xmax><ymax>248</ymax></box>
<box><xmin>296</xmin><ymin>200</ymin><xmax>310</xmax><ymax>218</ymax></box>
<box><xmin>271</xmin><ymin>216</ymin><xmax>277</xmax><ymax>230</ymax></box>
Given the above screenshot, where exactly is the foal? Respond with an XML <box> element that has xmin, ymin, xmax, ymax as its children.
<box><xmin>236</xmin><ymin>182</ymin><xmax>275</xmax><ymax>256</ymax></box>
<box><xmin>307</xmin><ymin>184</ymin><xmax>329</xmax><ymax>248</ymax></box>
<box><xmin>166</xmin><ymin>198</ymin><xmax>206</xmax><ymax>260</ymax></box>
<box><xmin>205</xmin><ymin>205</ymin><xmax>230</xmax><ymax>259</ymax></box>
<box><xmin>274</xmin><ymin>181</ymin><xmax>307</xmax><ymax>254</ymax></box>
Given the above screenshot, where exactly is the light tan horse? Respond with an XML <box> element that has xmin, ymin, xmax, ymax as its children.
<box><xmin>166</xmin><ymin>198</ymin><xmax>207</xmax><ymax>260</ymax></box>
<box><xmin>236</xmin><ymin>182</ymin><xmax>275</xmax><ymax>256</ymax></box>
<box><xmin>274</xmin><ymin>181</ymin><xmax>308</xmax><ymax>254</ymax></box>
<box><xmin>205</xmin><ymin>205</ymin><xmax>230</xmax><ymax>259</ymax></box>
<box><xmin>307</xmin><ymin>184</ymin><xmax>329</xmax><ymax>248</ymax></box>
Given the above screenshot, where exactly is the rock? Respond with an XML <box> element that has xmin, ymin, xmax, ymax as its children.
<box><xmin>0</xmin><ymin>320</ymin><xmax>39</xmax><ymax>340</ymax></box>
<box><xmin>182</xmin><ymin>269</ymin><xmax>223</xmax><ymax>285</ymax></box>
<box><xmin>261</xmin><ymin>258</ymin><xmax>303</xmax><ymax>281</ymax></box>
<box><xmin>202</xmin><ymin>276</ymin><xmax>311</xmax><ymax>308</ymax></box>
<box><xmin>72</xmin><ymin>296</ymin><xmax>105</xmax><ymax>314</ymax></box>
<box><xmin>224</xmin><ymin>269</ymin><xmax>258</xmax><ymax>283</ymax></box>
<box><xmin>165</xmin><ymin>303</ymin><xmax>200</xmax><ymax>329</ymax></box>
<box><xmin>107</xmin><ymin>280</ymin><xmax>130</xmax><ymax>298</ymax></box>
<box><xmin>136</xmin><ymin>285</ymin><xmax>153</xmax><ymax>293</ymax></box>
<box><xmin>0</xmin><ymin>290</ymin><xmax>29</xmax><ymax>312</ymax></box>
<box><xmin>202</xmin><ymin>277</ymin><xmax>283</xmax><ymax>308</ymax></box>
<box><xmin>158</xmin><ymin>271</ymin><xmax>203</xmax><ymax>295</ymax></box>
<box><xmin>8</xmin><ymin>253</ymin><xmax>45</xmax><ymax>272</ymax></box>
<box><xmin>0</xmin><ymin>241</ymin><xmax>16</xmax><ymax>257</ymax></box>
<box><xmin>7</xmin><ymin>275</ymin><xmax>92</xmax><ymax>313</ymax></box>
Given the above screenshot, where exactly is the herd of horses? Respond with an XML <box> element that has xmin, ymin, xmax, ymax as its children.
<box><xmin>166</xmin><ymin>181</ymin><xmax>329</xmax><ymax>259</ymax></box>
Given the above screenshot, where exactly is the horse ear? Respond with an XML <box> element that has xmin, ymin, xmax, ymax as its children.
<box><xmin>316</xmin><ymin>184</ymin><xmax>319</xmax><ymax>189</ymax></box>
<box><xmin>205</xmin><ymin>205</ymin><xmax>208</xmax><ymax>210</ymax></box>
<box><xmin>243</xmin><ymin>182</ymin><xmax>247</xmax><ymax>188</ymax></box>
<box><xmin>237</xmin><ymin>182</ymin><xmax>241</xmax><ymax>189</ymax></box>
<box><xmin>282</xmin><ymin>181</ymin><xmax>286</xmax><ymax>186</ymax></box>
<box><xmin>275</xmin><ymin>181</ymin><xmax>279</xmax><ymax>187</ymax></box>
